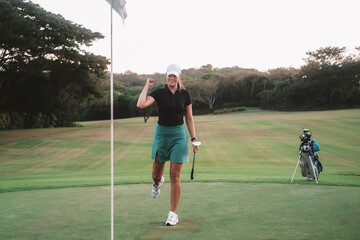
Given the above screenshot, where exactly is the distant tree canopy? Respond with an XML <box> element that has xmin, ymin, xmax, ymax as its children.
<box><xmin>259</xmin><ymin>47</ymin><xmax>360</xmax><ymax>110</ymax></box>
<box><xmin>0</xmin><ymin>0</ymin><xmax>108</xmax><ymax>127</ymax></box>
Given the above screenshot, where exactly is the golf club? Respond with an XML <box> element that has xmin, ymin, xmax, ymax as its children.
<box><xmin>191</xmin><ymin>141</ymin><xmax>201</xmax><ymax>180</ymax></box>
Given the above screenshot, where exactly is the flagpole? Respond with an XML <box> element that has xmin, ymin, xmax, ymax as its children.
<box><xmin>105</xmin><ymin>1</ymin><xmax>127</xmax><ymax>239</ymax></box>
<box><xmin>110</xmin><ymin>1</ymin><xmax>114</xmax><ymax>240</ymax></box>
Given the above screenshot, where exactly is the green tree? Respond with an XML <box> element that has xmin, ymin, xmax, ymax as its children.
<box><xmin>0</xmin><ymin>0</ymin><xmax>108</xmax><ymax>126</ymax></box>
<box><xmin>259</xmin><ymin>47</ymin><xmax>360</xmax><ymax>110</ymax></box>
<box><xmin>190</xmin><ymin>76</ymin><xmax>220</xmax><ymax>113</ymax></box>
<box><xmin>303</xmin><ymin>46</ymin><xmax>347</xmax><ymax>69</ymax></box>
<box><xmin>300</xmin><ymin>46</ymin><xmax>360</xmax><ymax>108</ymax></box>
<box><xmin>259</xmin><ymin>67</ymin><xmax>299</xmax><ymax>109</ymax></box>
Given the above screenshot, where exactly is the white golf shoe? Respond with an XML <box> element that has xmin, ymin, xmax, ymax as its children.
<box><xmin>165</xmin><ymin>211</ymin><xmax>178</xmax><ymax>226</ymax></box>
<box><xmin>151</xmin><ymin>176</ymin><xmax>164</xmax><ymax>198</ymax></box>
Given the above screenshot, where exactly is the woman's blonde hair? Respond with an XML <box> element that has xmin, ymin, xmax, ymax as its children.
<box><xmin>178</xmin><ymin>75</ymin><xmax>185</xmax><ymax>90</ymax></box>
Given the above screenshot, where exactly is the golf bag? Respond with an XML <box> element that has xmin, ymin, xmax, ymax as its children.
<box><xmin>291</xmin><ymin>129</ymin><xmax>322</xmax><ymax>183</ymax></box>
<box><xmin>299</xmin><ymin>142</ymin><xmax>322</xmax><ymax>180</ymax></box>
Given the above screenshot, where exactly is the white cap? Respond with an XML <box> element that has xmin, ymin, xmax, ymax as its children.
<box><xmin>166</xmin><ymin>64</ymin><xmax>181</xmax><ymax>77</ymax></box>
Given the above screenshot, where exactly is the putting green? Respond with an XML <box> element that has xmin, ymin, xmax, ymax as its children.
<box><xmin>0</xmin><ymin>182</ymin><xmax>359</xmax><ymax>240</ymax></box>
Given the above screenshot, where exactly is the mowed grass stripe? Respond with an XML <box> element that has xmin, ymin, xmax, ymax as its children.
<box><xmin>0</xmin><ymin>108</ymin><xmax>360</xmax><ymax>192</ymax></box>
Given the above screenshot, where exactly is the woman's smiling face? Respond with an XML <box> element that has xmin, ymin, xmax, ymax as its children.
<box><xmin>166</xmin><ymin>74</ymin><xmax>180</xmax><ymax>88</ymax></box>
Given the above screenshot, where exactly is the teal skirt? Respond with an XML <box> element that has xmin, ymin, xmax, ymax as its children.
<box><xmin>152</xmin><ymin>124</ymin><xmax>189</xmax><ymax>163</ymax></box>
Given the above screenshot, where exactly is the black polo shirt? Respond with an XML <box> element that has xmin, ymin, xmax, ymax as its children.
<box><xmin>150</xmin><ymin>85</ymin><xmax>192</xmax><ymax>126</ymax></box>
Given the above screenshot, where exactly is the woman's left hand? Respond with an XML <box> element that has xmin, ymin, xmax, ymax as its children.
<box><xmin>192</xmin><ymin>143</ymin><xmax>199</xmax><ymax>153</ymax></box>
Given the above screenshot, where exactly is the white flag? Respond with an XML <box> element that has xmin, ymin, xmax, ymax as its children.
<box><xmin>105</xmin><ymin>0</ymin><xmax>127</xmax><ymax>21</ymax></box>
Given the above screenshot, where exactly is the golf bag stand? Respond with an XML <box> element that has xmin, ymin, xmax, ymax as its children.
<box><xmin>291</xmin><ymin>151</ymin><xmax>301</xmax><ymax>183</ymax></box>
<box><xmin>291</xmin><ymin>149</ymin><xmax>319</xmax><ymax>184</ymax></box>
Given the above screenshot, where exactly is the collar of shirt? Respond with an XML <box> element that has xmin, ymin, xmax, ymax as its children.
<box><xmin>164</xmin><ymin>84</ymin><xmax>181</xmax><ymax>93</ymax></box>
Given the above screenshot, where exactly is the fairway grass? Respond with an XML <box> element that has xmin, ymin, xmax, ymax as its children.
<box><xmin>1</xmin><ymin>183</ymin><xmax>359</xmax><ymax>240</ymax></box>
<box><xmin>1</xmin><ymin>109</ymin><xmax>360</xmax><ymax>239</ymax></box>
<box><xmin>1</xmin><ymin>108</ymin><xmax>359</xmax><ymax>192</ymax></box>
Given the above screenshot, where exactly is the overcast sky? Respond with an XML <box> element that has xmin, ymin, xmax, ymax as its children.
<box><xmin>31</xmin><ymin>0</ymin><xmax>360</xmax><ymax>74</ymax></box>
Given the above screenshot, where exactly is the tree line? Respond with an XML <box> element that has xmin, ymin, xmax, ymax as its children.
<box><xmin>1</xmin><ymin>0</ymin><xmax>359</xmax><ymax>129</ymax></box>
<box><xmin>82</xmin><ymin>46</ymin><xmax>360</xmax><ymax>122</ymax></box>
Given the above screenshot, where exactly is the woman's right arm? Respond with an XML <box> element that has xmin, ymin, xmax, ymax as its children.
<box><xmin>137</xmin><ymin>78</ymin><xmax>156</xmax><ymax>109</ymax></box>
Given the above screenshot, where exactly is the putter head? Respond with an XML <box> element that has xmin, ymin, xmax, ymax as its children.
<box><xmin>192</xmin><ymin>141</ymin><xmax>201</xmax><ymax>147</ymax></box>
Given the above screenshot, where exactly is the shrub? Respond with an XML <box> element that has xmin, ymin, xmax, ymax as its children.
<box><xmin>0</xmin><ymin>112</ymin><xmax>57</xmax><ymax>130</ymax></box>
<box><xmin>0</xmin><ymin>113</ymin><xmax>10</xmax><ymax>130</ymax></box>
<box><xmin>213</xmin><ymin>107</ymin><xmax>246</xmax><ymax>114</ymax></box>
<box><xmin>8</xmin><ymin>111</ymin><xmax>27</xmax><ymax>129</ymax></box>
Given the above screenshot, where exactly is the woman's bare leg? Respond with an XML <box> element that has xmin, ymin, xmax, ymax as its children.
<box><xmin>152</xmin><ymin>155</ymin><xmax>165</xmax><ymax>185</ymax></box>
<box><xmin>169</xmin><ymin>162</ymin><xmax>183</xmax><ymax>213</ymax></box>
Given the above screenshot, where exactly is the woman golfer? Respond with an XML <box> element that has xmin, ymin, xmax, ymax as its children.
<box><xmin>137</xmin><ymin>63</ymin><xmax>199</xmax><ymax>226</ymax></box>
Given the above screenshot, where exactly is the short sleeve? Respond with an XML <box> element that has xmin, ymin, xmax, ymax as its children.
<box><xmin>184</xmin><ymin>90</ymin><xmax>191</xmax><ymax>106</ymax></box>
<box><xmin>149</xmin><ymin>89</ymin><xmax>160</xmax><ymax>102</ymax></box>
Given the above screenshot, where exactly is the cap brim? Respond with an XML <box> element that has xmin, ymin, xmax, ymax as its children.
<box><xmin>166</xmin><ymin>71</ymin><xmax>180</xmax><ymax>77</ymax></box>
